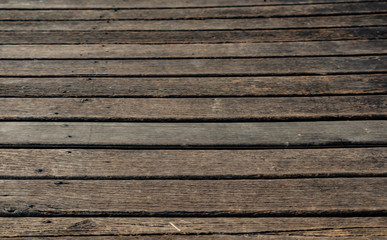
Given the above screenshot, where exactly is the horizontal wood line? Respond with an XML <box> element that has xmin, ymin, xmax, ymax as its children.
<box><xmin>1</xmin><ymin>71</ymin><xmax>386</xmax><ymax>78</ymax></box>
<box><xmin>1</xmin><ymin>115</ymin><xmax>386</xmax><ymax>122</ymax></box>
<box><xmin>2</xmin><ymin>25</ymin><xmax>386</xmax><ymax>32</ymax></box>
<box><xmin>0</xmin><ymin>1</ymin><xmax>382</xmax><ymax>11</ymax></box>
<box><xmin>2</xmin><ymin>38</ymin><xmax>385</xmax><ymax>45</ymax></box>
<box><xmin>1</xmin><ymin>173</ymin><xmax>386</xmax><ymax>180</ymax></box>
<box><xmin>3</xmin><ymin>12</ymin><xmax>386</xmax><ymax>21</ymax></box>
<box><xmin>2</xmin><ymin>210</ymin><xmax>386</xmax><ymax>218</ymax></box>
<box><xmin>3</xmin><ymin>93</ymin><xmax>387</xmax><ymax>98</ymax></box>
<box><xmin>4</xmin><ymin>227</ymin><xmax>387</xmax><ymax>239</ymax></box>
<box><xmin>1</xmin><ymin>144</ymin><xmax>387</xmax><ymax>150</ymax></box>
<box><xmin>2</xmin><ymin>53</ymin><xmax>387</xmax><ymax>60</ymax></box>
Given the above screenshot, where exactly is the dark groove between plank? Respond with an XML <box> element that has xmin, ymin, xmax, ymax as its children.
<box><xmin>1</xmin><ymin>115</ymin><xmax>386</xmax><ymax>122</ymax></box>
<box><xmin>3</xmin><ymin>25</ymin><xmax>387</xmax><ymax>32</ymax></box>
<box><xmin>1</xmin><ymin>71</ymin><xmax>386</xmax><ymax>78</ymax></box>
<box><xmin>3</xmin><ymin>93</ymin><xmax>387</xmax><ymax>98</ymax></box>
<box><xmin>1</xmin><ymin>143</ymin><xmax>387</xmax><ymax>150</ymax></box>
<box><xmin>2</xmin><ymin>53</ymin><xmax>387</xmax><ymax>60</ymax></box>
<box><xmin>1</xmin><ymin>173</ymin><xmax>386</xmax><ymax>180</ymax></box>
<box><xmin>2</xmin><ymin>210</ymin><xmax>386</xmax><ymax>218</ymax></box>
<box><xmin>0</xmin><ymin>1</ymin><xmax>383</xmax><ymax>11</ymax></box>
<box><xmin>3</xmin><ymin>12</ymin><xmax>387</xmax><ymax>21</ymax></box>
<box><xmin>3</xmin><ymin>227</ymin><xmax>387</xmax><ymax>238</ymax></box>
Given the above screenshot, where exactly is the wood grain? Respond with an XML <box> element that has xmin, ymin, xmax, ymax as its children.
<box><xmin>1</xmin><ymin>74</ymin><xmax>385</xmax><ymax>97</ymax></box>
<box><xmin>0</xmin><ymin>0</ymin><xmax>381</xmax><ymax>9</ymax></box>
<box><xmin>0</xmin><ymin>96</ymin><xmax>385</xmax><ymax>121</ymax></box>
<box><xmin>1</xmin><ymin>148</ymin><xmax>385</xmax><ymax>178</ymax></box>
<box><xmin>0</xmin><ymin>121</ymin><xmax>385</xmax><ymax>147</ymax></box>
<box><xmin>1</xmin><ymin>27</ymin><xmax>384</xmax><ymax>44</ymax></box>
<box><xmin>1</xmin><ymin>217</ymin><xmax>386</xmax><ymax>238</ymax></box>
<box><xmin>1</xmin><ymin>40</ymin><xmax>386</xmax><ymax>58</ymax></box>
<box><xmin>1</xmin><ymin>56</ymin><xmax>385</xmax><ymax>76</ymax></box>
<box><xmin>2</xmin><ymin>15</ymin><xmax>386</xmax><ymax>31</ymax></box>
<box><xmin>1</xmin><ymin>178</ymin><xmax>385</xmax><ymax>214</ymax></box>
<box><xmin>1</xmin><ymin>2</ymin><xmax>386</xmax><ymax>20</ymax></box>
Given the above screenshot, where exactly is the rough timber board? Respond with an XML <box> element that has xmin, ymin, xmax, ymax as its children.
<box><xmin>1</xmin><ymin>2</ymin><xmax>386</xmax><ymax>20</ymax></box>
<box><xmin>0</xmin><ymin>96</ymin><xmax>386</xmax><ymax>121</ymax></box>
<box><xmin>1</xmin><ymin>178</ymin><xmax>386</xmax><ymax>215</ymax></box>
<box><xmin>1</xmin><ymin>40</ymin><xmax>386</xmax><ymax>58</ymax></box>
<box><xmin>1</xmin><ymin>148</ymin><xmax>386</xmax><ymax>178</ymax></box>
<box><xmin>1</xmin><ymin>217</ymin><xmax>386</xmax><ymax>238</ymax></box>
<box><xmin>1</xmin><ymin>75</ymin><xmax>386</xmax><ymax>97</ymax></box>
<box><xmin>0</xmin><ymin>121</ymin><xmax>386</xmax><ymax>147</ymax></box>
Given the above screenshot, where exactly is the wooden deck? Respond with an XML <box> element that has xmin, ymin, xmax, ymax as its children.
<box><xmin>0</xmin><ymin>0</ymin><xmax>386</xmax><ymax>239</ymax></box>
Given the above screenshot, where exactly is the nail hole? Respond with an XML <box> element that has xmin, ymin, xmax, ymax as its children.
<box><xmin>55</xmin><ymin>181</ymin><xmax>63</xmax><ymax>185</ymax></box>
<box><xmin>27</xmin><ymin>204</ymin><xmax>34</xmax><ymax>208</ymax></box>
<box><xmin>54</xmin><ymin>112</ymin><xmax>59</xmax><ymax>115</ymax></box>
<box><xmin>35</xmin><ymin>169</ymin><xmax>43</xmax><ymax>173</ymax></box>
<box><xmin>66</xmin><ymin>151</ymin><xmax>72</xmax><ymax>153</ymax></box>
<box><xmin>67</xmin><ymin>135</ymin><xmax>72</xmax><ymax>138</ymax></box>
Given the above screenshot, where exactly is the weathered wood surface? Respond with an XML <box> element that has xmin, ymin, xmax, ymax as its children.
<box><xmin>1</xmin><ymin>148</ymin><xmax>385</xmax><ymax>178</ymax></box>
<box><xmin>1</xmin><ymin>178</ymin><xmax>385</xmax><ymax>214</ymax></box>
<box><xmin>1</xmin><ymin>217</ymin><xmax>386</xmax><ymax>238</ymax></box>
<box><xmin>0</xmin><ymin>121</ymin><xmax>385</xmax><ymax>147</ymax></box>
<box><xmin>1</xmin><ymin>40</ymin><xmax>386</xmax><ymax>58</ymax></box>
<box><xmin>1</xmin><ymin>57</ymin><xmax>385</xmax><ymax>76</ymax></box>
<box><xmin>0</xmin><ymin>96</ymin><xmax>385</xmax><ymax>121</ymax></box>
<box><xmin>1</xmin><ymin>74</ymin><xmax>385</xmax><ymax>97</ymax></box>
<box><xmin>0</xmin><ymin>0</ymin><xmax>382</xmax><ymax>9</ymax></box>
<box><xmin>2</xmin><ymin>15</ymin><xmax>386</xmax><ymax>31</ymax></box>
<box><xmin>2</xmin><ymin>27</ymin><xmax>384</xmax><ymax>44</ymax></box>
<box><xmin>5</xmin><ymin>236</ymin><xmax>387</xmax><ymax>240</ymax></box>
<box><xmin>1</xmin><ymin>2</ymin><xmax>386</xmax><ymax>20</ymax></box>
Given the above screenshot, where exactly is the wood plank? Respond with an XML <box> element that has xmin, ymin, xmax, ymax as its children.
<box><xmin>2</xmin><ymin>15</ymin><xmax>386</xmax><ymax>31</ymax></box>
<box><xmin>1</xmin><ymin>74</ymin><xmax>385</xmax><ymax>97</ymax></box>
<box><xmin>0</xmin><ymin>0</ymin><xmax>382</xmax><ymax>9</ymax></box>
<box><xmin>5</xmin><ymin>236</ymin><xmax>387</xmax><ymax>240</ymax></box>
<box><xmin>1</xmin><ymin>57</ymin><xmax>385</xmax><ymax>76</ymax></box>
<box><xmin>1</xmin><ymin>217</ymin><xmax>386</xmax><ymax>238</ymax></box>
<box><xmin>0</xmin><ymin>121</ymin><xmax>385</xmax><ymax>147</ymax></box>
<box><xmin>0</xmin><ymin>96</ymin><xmax>386</xmax><ymax>121</ymax></box>
<box><xmin>1</xmin><ymin>148</ymin><xmax>385</xmax><ymax>178</ymax></box>
<box><xmin>2</xmin><ymin>40</ymin><xmax>386</xmax><ymax>58</ymax></box>
<box><xmin>2</xmin><ymin>27</ymin><xmax>383</xmax><ymax>44</ymax></box>
<box><xmin>0</xmin><ymin>178</ymin><xmax>385</xmax><ymax>214</ymax></box>
<box><xmin>1</xmin><ymin>3</ymin><xmax>386</xmax><ymax>20</ymax></box>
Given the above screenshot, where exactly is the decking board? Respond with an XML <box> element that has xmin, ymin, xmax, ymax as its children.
<box><xmin>0</xmin><ymin>96</ymin><xmax>385</xmax><ymax>121</ymax></box>
<box><xmin>1</xmin><ymin>74</ymin><xmax>385</xmax><ymax>97</ymax></box>
<box><xmin>1</xmin><ymin>40</ymin><xmax>386</xmax><ymax>59</ymax></box>
<box><xmin>2</xmin><ymin>27</ymin><xmax>384</xmax><ymax>44</ymax></box>
<box><xmin>1</xmin><ymin>178</ymin><xmax>386</xmax><ymax>215</ymax></box>
<box><xmin>1</xmin><ymin>217</ymin><xmax>386</xmax><ymax>238</ymax></box>
<box><xmin>1</xmin><ymin>2</ymin><xmax>386</xmax><ymax>20</ymax></box>
<box><xmin>1</xmin><ymin>148</ymin><xmax>385</xmax><ymax>178</ymax></box>
<box><xmin>0</xmin><ymin>121</ymin><xmax>386</xmax><ymax>147</ymax></box>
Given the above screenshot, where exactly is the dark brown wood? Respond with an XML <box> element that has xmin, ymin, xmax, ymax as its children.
<box><xmin>0</xmin><ymin>96</ymin><xmax>385</xmax><ymax>121</ymax></box>
<box><xmin>1</xmin><ymin>56</ymin><xmax>385</xmax><ymax>76</ymax></box>
<box><xmin>2</xmin><ymin>15</ymin><xmax>385</xmax><ymax>31</ymax></box>
<box><xmin>0</xmin><ymin>0</ymin><xmax>381</xmax><ymax>9</ymax></box>
<box><xmin>1</xmin><ymin>74</ymin><xmax>385</xmax><ymax>97</ymax></box>
<box><xmin>1</xmin><ymin>148</ymin><xmax>385</xmax><ymax>178</ymax></box>
<box><xmin>0</xmin><ymin>121</ymin><xmax>385</xmax><ymax>147</ymax></box>
<box><xmin>1</xmin><ymin>27</ymin><xmax>384</xmax><ymax>44</ymax></box>
<box><xmin>1</xmin><ymin>40</ymin><xmax>386</xmax><ymax>58</ymax></box>
<box><xmin>1</xmin><ymin>178</ymin><xmax>385</xmax><ymax>214</ymax></box>
<box><xmin>1</xmin><ymin>2</ymin><xmax>386</xmax><ymax>20</ymax></box>
<box><xmin>1</xmin><ymin>217</ymin><xmax>386</xmax><ymax>238</ymax></box>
